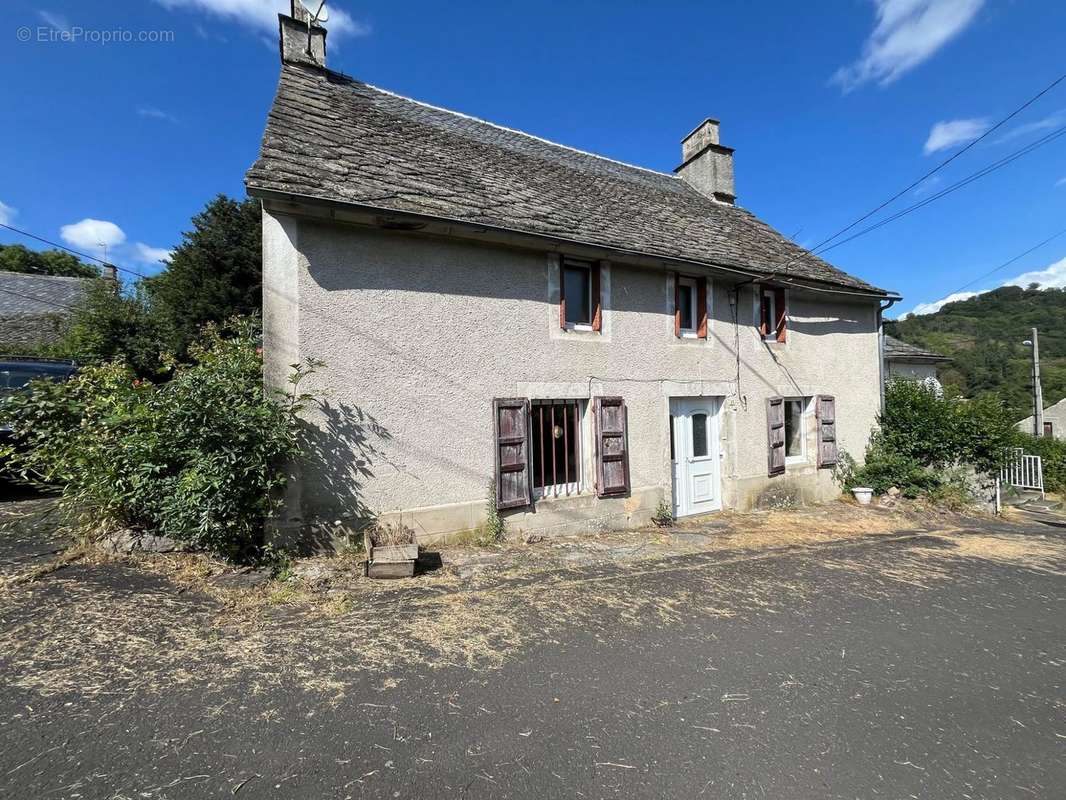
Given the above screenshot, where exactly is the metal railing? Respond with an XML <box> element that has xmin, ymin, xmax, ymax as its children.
<box><xmin>1000</xmin><ymin>447</ymin><xmax>1044</xmax><ymax>498</ymax></box>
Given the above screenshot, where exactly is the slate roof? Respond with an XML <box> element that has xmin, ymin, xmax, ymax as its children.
<box><xmin>883</xmin><ymin>335</ymin><xmax>949</xmax><ymax>362</ymax></box>
<box><xmin>246</xmin><ymin>63</ymin><xmax>888</xmax><ymax>295</ymax></box>
<box><xmin>0</xmin><ymin>272</ymin><xmax>89</xmax><ymax>316</ymax></box>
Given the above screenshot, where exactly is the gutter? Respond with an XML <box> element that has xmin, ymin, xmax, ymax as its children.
<box><xmin>247</xmin><ymin>185</ymin><xmax>898</xmax><ymax>301</ymax></box>
<box><xmin>878</xmin><ymin>296</ymin><xmax>901</xmax><ymax>414</ymax></box>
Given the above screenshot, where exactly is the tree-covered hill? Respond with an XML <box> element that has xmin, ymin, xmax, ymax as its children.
<box><xmin>885</xmin><ymin>285</ymin><xmax>1066</xmax><ymax>419</ymax></box>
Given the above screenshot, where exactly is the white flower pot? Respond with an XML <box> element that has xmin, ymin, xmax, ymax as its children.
<box><xmin>852</xmin><ymin>487</ymin><xmax>873</xmax><ymax>506</ymax></box>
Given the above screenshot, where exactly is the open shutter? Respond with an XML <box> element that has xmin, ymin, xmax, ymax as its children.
<box><xmin>673</xmin><ymin>273</ymin><xmax>682</xmax><ymax>337</ymax></box>
<box><xmin>493</xmin><ymin>398</ymin><xmax>531</xmax><ymax>509</ymax></box>
<box><xmin>767</xmin><ymin>396</ymin><xmax>785</xmax><ymax>476</ymax></box>
<box><xmin>697</xmin><ymin>277</ymin><xmax>708</xmax><ymax>339</ymax></box>
<box><xmin>773</xmin><ymin>287</ymin><xmax>787</xmax><ymax>343</ymax></box>
<box><xmin>591</xmin><ymin>261</ymin><xmax>603</xmax><ymax>332</ymax></box>
<box><xmin>594</xmin><ymin>396</ymin><xmax>630</xmax><ymax>497</ymax></box>
<box><xmin>816</xmin><ymin>395</ymin><xmax>838</xmax><ymax>468</ymax></box>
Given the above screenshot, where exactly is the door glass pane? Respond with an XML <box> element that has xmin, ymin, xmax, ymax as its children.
<box><xmin>678</xmin><ymin>284</ymin><xmax>694</xmax><ymax>330</ymax></box>
<box><xmin>691</xmin><ymin>412</ymin><xmax>708</xmax><ymax>458</ymax></box>
<box><xmin>563</xmin><ymin>266</ymin><xmax>591</xmax><ymax>325</ymax></box>
<box><xmin>785</xmin><ymin>399</ymin><xmax>804</xmax><ymax>457</ymax></box>
<box><xmin>669</xmin><ymin>415</ymin><xmax>676</xmax><ymax>462</ymax></box>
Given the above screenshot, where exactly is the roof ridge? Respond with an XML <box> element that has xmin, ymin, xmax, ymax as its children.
<box><xmin>317</xmin><ymin>66</ymin><xmax>679</xmax><ymax>181</ymax></box>
<box><xmin>0</xmin><ymin>271</ymin><xmax>91</xmax><ymax>283</ymax></box>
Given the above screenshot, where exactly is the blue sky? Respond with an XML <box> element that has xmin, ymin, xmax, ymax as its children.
<box><xmin>1</xmin><ymin>0</ymin><xmax>1064</xmax><ymax>318</ymax></box>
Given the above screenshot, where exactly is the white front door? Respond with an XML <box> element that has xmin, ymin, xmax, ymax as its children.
<box><xmin>670</xmin><ymin>398</ymin><xmax>722</xmax><ymax>517</ymax></box>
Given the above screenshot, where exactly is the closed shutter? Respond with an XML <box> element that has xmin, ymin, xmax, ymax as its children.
<box><xmin>767</xmin><ymin>396</ymin><xmax>785</xmax><ymax>476</ymax></box>
<box><xmin>816</xmin><ymin>394</ymin><xmax>838</xmax><ymax>468</ymax></box>
<box><xmin>673</xmin><ymin>273</ymin><xmax>682</xmax><ymax>337</ymax></box>
<box><xmin>594</xmin><ymin>396</ymin><xmax>630</xmax><ymax>497</ymax></box>
<box><xmin>697</xmin><ymin>277</ymin><xmax>708</xmax><ymax>339</ymax></box>
<box><xmin>591</xmin><ymin>261</ymin><xmax>603</xmax><ymax>332</ymax></box>
<box><xmin>493</xmin><ymin>398</ymin><xmax>532</xmax><ymax>509</ymax></box>
<box><xmin>774</xmin><ymin>287</ymin><xmax>787</xmax><ymax>343</ymax></box>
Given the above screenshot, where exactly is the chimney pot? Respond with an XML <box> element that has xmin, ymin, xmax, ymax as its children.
<box><xmin>675</xmin><ymin>118</ymin><xmax>735</xmax><ymax>204</ymax></box>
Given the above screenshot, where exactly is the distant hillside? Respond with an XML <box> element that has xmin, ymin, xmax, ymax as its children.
<box><xmin>885</xmin><ymin>285</ymin><xmax>1066</xmax><ymax>418</ymax></box>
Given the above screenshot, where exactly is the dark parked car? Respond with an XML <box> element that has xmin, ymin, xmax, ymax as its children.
<box><xmin>0</xmin><ymin>356</ymin><xmax>77</xmax><ymax>445</ymax></box>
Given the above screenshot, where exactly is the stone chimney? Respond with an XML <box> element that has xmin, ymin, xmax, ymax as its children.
<box><xmin>279</xmin><ymin>0</ymin><xmax>327</xmax><ymax>67</ymax></box>
<box><xmin>674</xmin><ymin>119</ymin><xmax>735</xmax><ymax>204</ymax></box>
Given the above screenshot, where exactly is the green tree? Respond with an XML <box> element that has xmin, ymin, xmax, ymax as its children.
<box><xmin>0</xmin><ymin>243</ymin><xmax>99</xmax><ymax>278</ymax></box>
<box><xmin>144</xmin><ymin>195</ymin><xmax>262</xmax><ymax>357</ymax></box>
<box><xmin>50</xmin><ymin>280</ymin><xmax>165</xmax><ymax>376</ymax></box>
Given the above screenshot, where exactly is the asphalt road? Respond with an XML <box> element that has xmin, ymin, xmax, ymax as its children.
<box><xmin>1</xmin><ymin>512</ymin><xmax>1064</xmax><ymax>799</ymax></box>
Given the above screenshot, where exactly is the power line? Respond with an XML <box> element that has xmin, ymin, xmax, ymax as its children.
<box><xmin>816</xmin><ymin>124</ymin><xmax>1066</xmax><ymax>256</ymax></box>
<box><xmin>0</xmin><ymin>222</ymin><xmax>151</xmax><ymax>282</ymax></box>
<box><xmin>950</xmin><ymin>226</ymin><xmax>1066</xmax><ymax>296</ymax></box>
<box><xmin>800</xmin><ymin>70</ymin><xmax>1066</xmax><ymax>261</ymax></box>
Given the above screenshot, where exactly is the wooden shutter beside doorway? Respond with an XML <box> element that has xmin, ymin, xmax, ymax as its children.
<box><xmin>593</xmin><ymin>396</ymin><xmax>630</xmax><ymax>497</ymax></box>
<box><xmin>767</xmin><ymin>396</ymin><xmax>786</xmax><ymax>476</ymax></box>
<box><xmin>816</xmin><ymin>395</ymin><xmax>838</xmax><ymax>468</ymax></box>
<box><xmin>493</xmin><ymin>398</ymin><xmax>532</xmax><ymax>509</ymax></box>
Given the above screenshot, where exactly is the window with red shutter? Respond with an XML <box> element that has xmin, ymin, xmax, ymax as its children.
<box><xmin>560</xmin><ymin>258</ymin><xmax>602</xmax><ymax>332</ymax></box>
<box><xmin>593</xmin><ymin>396</ymin><xmax>630</xmax><ymax>497</ymax></box>
<box><xmin>759</xmin><ymin>287</ymin><xmax>787</xmax><ymax>342</ymax></box>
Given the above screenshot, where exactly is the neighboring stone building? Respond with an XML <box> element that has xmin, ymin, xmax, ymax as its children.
<box><xmin>0</xmin><ymin>271</ymin><xmax>90</xmax><ymax>351</ymax></box>
<box><xmin>1016</xmin><ymin>397</ymin><xmax>1066</xmax><ymax>440</ymax></box>
<box><xmin>883</xmin><ymin>335</ymin><xmax>949</xmax><ymax>392</ymax></box>
<box><xmin>246</xmin><ymin>3</ymin><xmax>900</xmax><ymax>547</ymax></box>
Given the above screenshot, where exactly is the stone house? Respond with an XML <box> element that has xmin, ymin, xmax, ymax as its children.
<box><xmin>0</xmin><ymin>271</ymin><xmax>89</xmax><ymax>350</ymax></box>
<box><xmin>1016</xmin><ymin>397</ymin><xmax>1066</xmax><ymax>440</ymax></box>
<box><xmin>246</xmin><ymin>4</ymin><xmax>900</xmax><ymax>547</ymax></box>
<box><xmin>883</xmin><ymin>335</ymin><xmax>950</xmax><ymax>393</ymax></box>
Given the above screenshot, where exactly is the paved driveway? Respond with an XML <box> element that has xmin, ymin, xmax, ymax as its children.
<box><xmin>1</xmin><ymin>504</ymin><xmax>1064</xmax><ymax>799</ymax></box>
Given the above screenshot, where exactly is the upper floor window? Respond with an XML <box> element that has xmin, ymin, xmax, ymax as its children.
<box><xmin>560</xmin><ymin>258</ymin><xmax>601</xmax><ymax>331</ymax></box>
<box><xmin>759</xmin><ymin>286</ymin><xmax>787</xmax><ymax>343</ymax></box>
<box><xmin>674</xmin><ymin>273</ymin><xmax>708</xmax><ymax>339</ymax></box>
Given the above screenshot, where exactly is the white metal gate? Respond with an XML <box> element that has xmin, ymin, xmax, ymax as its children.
<box><xmin>1000</xmin><ymin>448</ymin><xmax>1044</xmax><ymax>497</ymax></box>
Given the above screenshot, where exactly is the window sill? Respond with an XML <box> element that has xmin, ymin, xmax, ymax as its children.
<box><xmin>564</xmin><ymin>323</ymin><xmax>596</xmax><ymax>333</ymax></box>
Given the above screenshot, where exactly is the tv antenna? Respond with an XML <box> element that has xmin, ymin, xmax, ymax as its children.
<box><xmin>299</xmin><ymin>0</ymin><xmax>329</xmax><ymax>57</ymax></box>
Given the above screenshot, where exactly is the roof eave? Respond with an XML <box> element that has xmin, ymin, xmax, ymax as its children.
<box><xmin>246</xmin><ymin>184</ymin><xmax>895</xmax><ymax>299</ymax></box>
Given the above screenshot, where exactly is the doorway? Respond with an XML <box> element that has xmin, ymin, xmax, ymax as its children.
<box><xmin>670</xmin><ymin>397</ymin><xmax>723</xmax><ymax>517</ymax></box>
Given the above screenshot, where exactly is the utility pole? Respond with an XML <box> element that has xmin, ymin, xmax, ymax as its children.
<box><xmin>1031</xmin><ymin>327</ymin><xmax>1044</xmax><ymax>437</ymax></box>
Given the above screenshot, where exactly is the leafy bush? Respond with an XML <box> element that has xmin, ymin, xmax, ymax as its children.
<box><xmin>850</xmin><ymin>379</ymin><xmax>1017</xmax><ymax>498</ymax></box>
<box><xmin>1</xmin><ymin>317</ymin><xmax>317</xmax><ymax>560</ymax></box>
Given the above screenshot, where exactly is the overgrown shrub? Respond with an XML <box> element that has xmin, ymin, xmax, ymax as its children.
<box><xmin>1015</xmin><ymin>433</ymin><xmax>1066</xmax><ymax>494</ymax></box>
<box><xmin>850</xmin><ymin>379</ymin><xmax>1017</xmax><ymax>498</ymax></box>
<box><xmin>0</xmin><ymin>317</ymin><xmax>317</xmax><ymax>560</ymax></box>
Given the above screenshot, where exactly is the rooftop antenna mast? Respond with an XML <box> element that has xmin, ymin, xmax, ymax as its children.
<box><xmin>301</xmin><ymin>0</ymin><xmax>329</xmax><ymax>57</ymax></box>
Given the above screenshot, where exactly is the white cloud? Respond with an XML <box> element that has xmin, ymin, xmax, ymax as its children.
<box><xmin>1056</xmin><ymin>176</ymin><xmax>1066</xmax><ymax>188</ymax></box>
<box><xmin>993</xmin><ymin>109</ymin><xmax>1066</xmax><ymax>145</ymax></box>
<box><xmin>923</xmin><ymin>117</ymin><xmax>989</xmax><ymax>154</ymax></box>
<box><xmin>1002</xmin><ymin>256</ymin><xmax>1066</xmax><ymax>290</ymax></box>
<box><xmin>832</xmin><ymin>0</ymin><xmax>984</xmax><ymax>91</ymax></box>
<box><xmin>37</xmin><ymin>10</ymin><xmax>71</xmax><ymax>33</ymax></box>
<box><xmin>899</xmin><ymin>253</ymin><xmax>1066</xmax><ymax>317</ymax></box>
<box><xmin>132</xmin><ymin>243</ymin><xmax>174</xmax><ymax>265</ymax></box>
<box><xmin>900</xmin><ymin>290</ymin><xmax>981</xmax><ymax>318</ymax></box>
<box><xmin>60</xmin><ymin>219</ymin><xmax>126</xmax><ymax>251</ymax></box>
<box><xmin>0</xmin><ymin>201</ymin><xmax>16</xmax><ymax>226</ymax></box>
<box><xmin>913</xmin><ymin>174</ymin><xmax>943</xmax><ymax>196</ymax></box>
<box><xmin>137</xmin><ymin>106</ymin><xmax>178</xmax><ymax>123</ymax></box>
<box><xmin>155</xmin><ymin>0</ymin><xmax>370</xmax><ymax>39</ymax></box>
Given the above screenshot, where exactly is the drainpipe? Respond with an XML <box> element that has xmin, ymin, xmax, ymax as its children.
<box><xmin>877</xmin><ymin>296</ymin><xmax>900</xmax><ymax>414</ymax></box>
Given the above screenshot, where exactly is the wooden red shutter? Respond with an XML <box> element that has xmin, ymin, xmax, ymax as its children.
<box><xmin>758</xmin><ymin>289</ymin><xmax>769</xmax><ymax>337</ymax></box>
<box><xmin>774</xmin><ymin>287</ymin><xmax>787</xmax><ymax>343</ymax></box>
<box><xmin>767</xmin><ymin>396</ymin><xmax>785</xmax><ymax>476</ymax></box>
<box><xmin>591</xmin><ymin>261</ymin><xmax>603</xmax><ymax>332</ymax></box>
<box><xmin>673</xmin><ymin>273</ymin><xmax>682</xmax><ymax>337</ymax></box>
<box><xmin>558</xmin><ymin>261</ymin><xmax>567</xmax><ymax>329</ymax></box>
<box><xmin>697</xmin><ymin>277</ymin><xmax>708</xmax><ymax>339</ymax></box>
<box><xmin>493</xmin><ymin>398</ymin><xmax>531</xmax><ymax>509</ymax></box>
<box><xmin>816</xmin><ymin>395</ymin><xmax>838</xmax><ymax>468</ymax></box>
<box><xmin>594</xmin><ymin>396</ymin><xmax>630</xmax><ymax>497</ymax></box>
